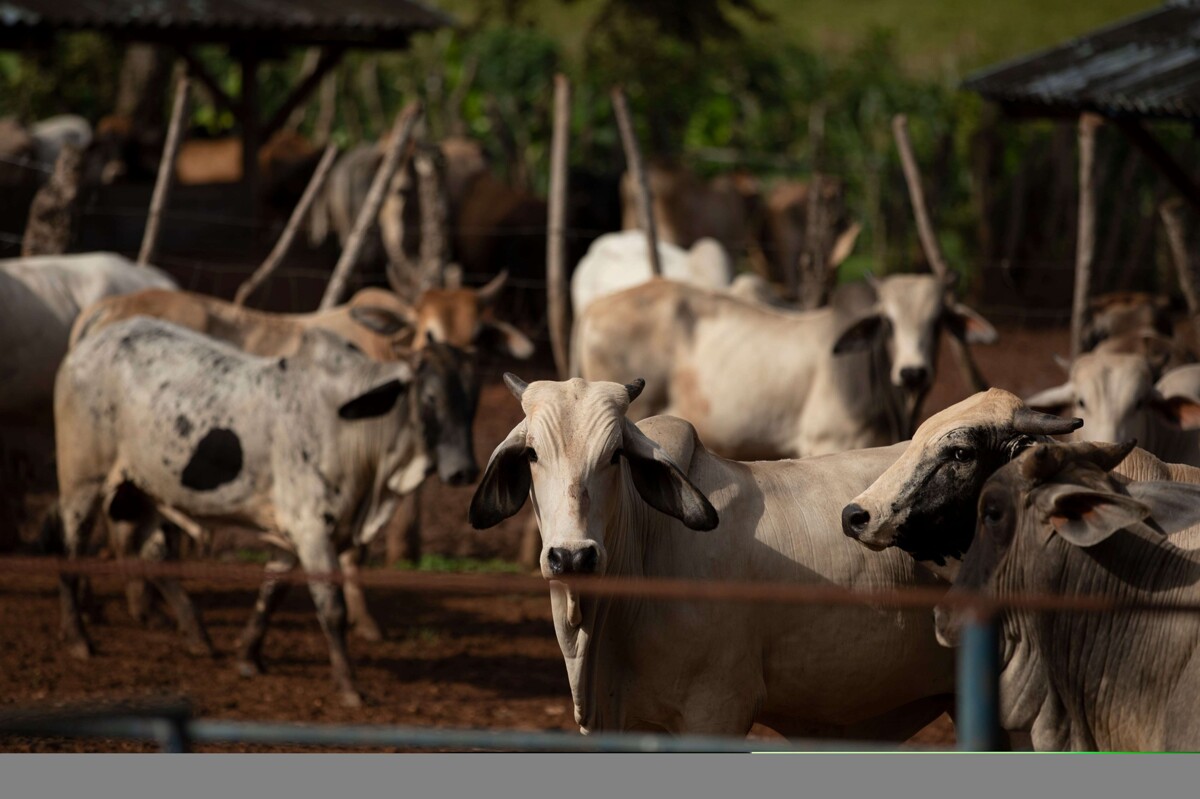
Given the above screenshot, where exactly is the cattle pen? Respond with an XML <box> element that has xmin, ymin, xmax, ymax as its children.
<box><xmin>5</xmin><ymin>553</ymin><xmax>1200</xmax><ymax>752</ymax></box>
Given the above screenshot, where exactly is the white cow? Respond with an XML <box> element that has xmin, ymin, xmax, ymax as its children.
<box><xmin>55</xmin><ymin>318</ymin><xmax>434</xmax><ymax>706</ymax></box>
<box><xmin>470</xmin><ymin>375</ymin><xmax>955</xmax><ymax>739</ymax></box>
<box><xmin>570</xmin><ymin>231</ymin><xmax>733</xmax><ymax>316</ymax></box>
<box><xmin>935</xmin><ymin>440</ymin><xmax>1200</xmax><ymax>750</ymax></box>
<box><xmin>1025</xmin><ymin>352</ymin><xmax>1200</xmax><ymax>466</ymax></box>
<box><xmin>0</xmin><ymin>252</ymin><xmax>177</xmax><ymax>421</ymax></box>
<box><xmin>575</xmin><ymin>274</ymin><xmax>996</xmax><ymax>460</ymax></box>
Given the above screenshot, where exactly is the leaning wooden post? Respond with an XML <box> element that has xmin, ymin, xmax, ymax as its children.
<box><xmin>234</xmin><ymin>143</ymin><xmax>339</xmax><ymax>306</ymax></box>
<box><xmin>138</xmin><ymin>72</ymin><xmax>190</xmax><ymax>266</ymax></box>
<box><xmin>1160</xmin><ymin>198</ymin><xmax>1200</xmax><ymax>353</ymax></box>
<box><xmin>611</xmin><ymin>86</ymin><xmax>662</xmax><ymax>277</ymax></box>
<box><xmin>547</xmin><ymin>74</ymin><xmax>573</xmax><ymax>379</ymax></box>
<box><xmin>892</xmin><ymin>114</ymin><xmax>989</xmax><ymax>393</ymax></box>
<box><xmin>1071</xmin><ymin>113</ymin><xmax>1102</xmax><ymax>360</ymax></box>
<box><xmin>320</xmin><ymin>102</ymin><xmax>422</xmax><ymax>310</ymax></box>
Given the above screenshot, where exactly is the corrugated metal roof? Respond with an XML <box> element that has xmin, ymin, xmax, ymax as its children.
<box><xmin>0</xmin><ymin>0</ymin><xmax>454</xmax><ymax>44</ymax></box>
<box><xmin>964</xmin><ymin>1</ymin><xmax>1200</xmax><ymax>121</ymax></box>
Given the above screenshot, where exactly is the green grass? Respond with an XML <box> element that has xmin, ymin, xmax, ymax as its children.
<box><xmin>392</xmin><ymin>554</ymin><xmax>524</xmax><ymax>574</ymax></box>
<box><xmin>438</xmin><ymin>0</ymin><xmax>1158</xmax><ymax>77</ymax></box>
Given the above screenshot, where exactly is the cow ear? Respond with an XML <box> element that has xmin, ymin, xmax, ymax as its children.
<box><xmin>1044</xmin><ymin>486</ymin><xmax>1150</xmax><ymax>547</ymax></box>
<box><xmin>469</xmin><ymin>422</ymin><xmax>530</xmax><ymax>529</ymax></box>
<box><xmin>944</xmin><ymin>303</ymin><xmax>998</xmax><ymax>345</ymax></box>
<box><xmin>475</xmin><ymin>320</ymin><xmax>535</xmax><ymax>360</ymax></box>
<box><xmin>1125</xmin><ymin>481</ymin><xmax>1200</xmax><ymax>535</ymax></box>
<box><xmin>832</xmin><ymin>312</ymin><xmax>885</xmax><ymax>355</ymax></box>
<box><xmin>349</xmin><ymin>306</ymin><xmax>410</xmax><ymax>336</ymax></box>
<box><xmin>338</xmin><ymin>378</ymin><xmax>407</xmax><ymax>420</ymax></box>
<box><xmin>620</xmin><ymin>419</ymin><xmax>718</xmax><ymax>531</ymax></box>
<box><xmin>1151</xmin><ymin>394</ymin><xmax>1200</xmax><ymax>428</ymax></box>
<box><xmin>1025</xmin><ymin>383</ymin><xmax>1077</xmax><ymax>418</ymax></box>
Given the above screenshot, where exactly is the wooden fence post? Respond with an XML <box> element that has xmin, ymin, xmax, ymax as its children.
<box><xmin>138</xmin><ymin>72</ymin><xmax>190</xmax><ymax>266</ymax></box>
<box><xmin>1071</xmin><ymin>113</ymin><xmax>1102</xmax><ymax>359</ymax></box>
<box><xmin>547</xmin><ymin>74</ymin><xmax>572</xmax><ymax>379</ymax></box>
<box><xmin>611</xmin><ymin>87</ymin><xmax>662</xmax><ymax>277</ymax></box>
<box><xmin>1160</xmin><ymin>197</ymin><xmax>1200</xmax><ymax>353</ymax></box>
<box><xmin>319</xmin><ymin>102</ymin><xmax>422</xmax><ymax>310</ymax></box>
<box><xmin>234</xmin><ymin>143</ymin><xmax>339</xmax><ymax>306</ymax></box>
<box><xmin>892</xmin><ymin>114</ymin><xmax>989</xmax><ymax>393</ymax></box>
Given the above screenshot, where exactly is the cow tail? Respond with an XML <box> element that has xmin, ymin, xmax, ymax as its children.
<box><xmin>37</xmin><ymin>500</ymin><xmax>65</xmax><ymax>556</ymax></box>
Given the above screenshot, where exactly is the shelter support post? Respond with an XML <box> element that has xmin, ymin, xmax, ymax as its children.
<box><xmin>955</xmin><ymin>611</ymin><xmax>1001</xmax><ymax>752</ymax></box>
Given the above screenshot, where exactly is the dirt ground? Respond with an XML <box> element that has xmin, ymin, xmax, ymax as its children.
<box><xmin>0</xmin><ymin>323</ymin><xmax>1072</xmax><ymax>752</ymax></box>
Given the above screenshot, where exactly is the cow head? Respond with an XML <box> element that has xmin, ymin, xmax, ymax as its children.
<box><xmin>413</xmin><ymin>339</ymin><xmax>480</xmax><ymax>486</ymax></box>
<box><xmin>469</xmin><ymin>376</ymin><xmax>717</xmax><ymax>613</ymax></box>
<box><xmin>1025</xmin><ymin>352</ymin><xmax>1200</xmax><ymax>445</ymax></box>
<box><xmin>841</xmin><ymin>389</ymin><xmax>1081</xmax><ymax>577</ymax></box>
<box><xmin>934</xmin><ymin>440</ymin><xmax>1200</xmax><ymax>647</ymax></box>
<box><xmin>1081</xmin><ymin>291</ymin><xmax>1173</xmax><ymax>353</ymax></box>
<box><xmin>376</xmin><ymin>268</ymin><xmax>535</xmax><ymax>359</ymax></box>
<box><xmin>832</xmin><ymin>274</ymin><xmax>996</xmax><ymax>412</ymax></box>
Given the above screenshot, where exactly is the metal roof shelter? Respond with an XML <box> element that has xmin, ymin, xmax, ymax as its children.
<box><xmin>0</xmin><ymin>0</ymin><xmax>455</xmax><ymax>196</ymax></box>
<box><xmin>964</xmin><ymin>0</ymin><xmax>1200</xmax><ymax>211</ymax></box>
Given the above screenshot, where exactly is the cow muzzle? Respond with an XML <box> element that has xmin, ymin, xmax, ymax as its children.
<box><xmin>545</xmin><ymin>544</ymin><xmax>600</xmax><ymax>577</ymax></box>
<box><xmin>840</xmin><ymin>502</ymin><xmax>895</xmax><ymax>550</ymax></box>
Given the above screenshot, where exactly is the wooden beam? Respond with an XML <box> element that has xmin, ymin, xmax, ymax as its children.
<box><xmin>262</xmin><ymin>46</ymin><xmax>346</xmax><ymax>144</ymax></box>
<box><xmin>611</xmin><ymin>86</ymin><xmax>662</xmax><ymax>277</ymax></box>
<box><xmin>1160</xmin><ymin>198</ymin><xmax>1200</xmax><ymax>354</ymax></box>
<box><xmin>547</xmin><ymin>74</ymin><xmax>572</xmax><ymax>379</ymax></box>
<box><xmin>240</xmin><ymin>52</ymin><xmax>261</xmax><ymax>203</ymax></box>
<box><xmin>173</xmin><ymin>48</ymin><xmax>238</xmax><ymax>115</ymax></box>
<box><xmin>139</xmin><ymin>72</ymin><xmax>190</xmax><ymax>266</ymax></box>
<box><xmin>1071</xmin><ymin>113</ymin><xmax>1103</xmax><ymax>359</ymax></box>
<box><xmin>1112</xmin><ymin>116</ymin><xmax>1200</xmax><ymax>215</ymax></box>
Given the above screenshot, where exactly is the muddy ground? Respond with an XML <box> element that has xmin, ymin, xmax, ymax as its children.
<box><xmin>0</xmin><ymin>323</ymin><xmax>1072</xmax><ymax>751</ymax></box>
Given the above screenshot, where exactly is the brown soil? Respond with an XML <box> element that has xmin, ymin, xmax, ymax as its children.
<box><xmin>0</xmin><ymin>323</ymin><xmax>1071</xmax><ymax>752</ymax></box>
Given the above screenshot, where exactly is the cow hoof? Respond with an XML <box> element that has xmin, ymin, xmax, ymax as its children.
<box><xmin>351</xmin><ymin>621</ymin><xmax>383</xmax><ymax>642</ymax></box>
<box><xmin>339</xmin><ymin>690</ymin><xmax>364</xmax><ymax>709</ymax></box>
<box><xmin>67</xmin><ymin>639</ymin><xmax>92</xmax><ymax>660</ymax></box>
<box><xmin>236</xmin><ymin>659</ymin><xmax>263</xmax><ymax>678</ymax></box>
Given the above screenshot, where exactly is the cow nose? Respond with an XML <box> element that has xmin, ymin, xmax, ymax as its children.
<box><xmin>842</xmin><ymin>504</ymin><xmax>870</xmax><ymax>539</ymax></box>
<box><xmin>446</xmin><ymin>465</ymin><xmax>479</xmax><ymax>486</ymax></box>
<box><xmin>899</xmin><ymin>366</ymin><xmax>929</xmax><ymax>389</ymax></box>
<box><xmin>546</xmin><ymin>546</ymin><xmax>599</xmax><ymax>575</ymax></box>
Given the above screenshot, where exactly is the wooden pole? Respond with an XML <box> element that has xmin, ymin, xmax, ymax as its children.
<box><xmin>1071</xmin><ymin>113</ymin><xmax>1102</xmax><ymax>359</ymax></box>
<box><xmin>611</xmin><ymin>86</ymin><xmax>662</xmax><ymax>277</ymax></box>
<box><xmin>547</xmin><ymin>74</ymin><xmax>572</xmax><ymax>379</ymax></box>
<box><xmin>234</xmin><ymin>143</ymin><xmax>339</xmax><ymax>306</ymax></box>
<box><xmin>320</xmin><ymin>102</ymin><xmax>422</xmax><ymax>310</ymax></box>
<box><xmin>138</xmin><ymin>72</ymin><xmax>190</xmax><ymax>266</ymax></box>
<box><xmin>892</xmin><ymin>114</ymin><xmax>989</xmax><ymax>393</ymax></box>
<box><xmin>1160</xmin><ymin>197</ymin><xmax>1200</xmax><ymax>353</ymax></box>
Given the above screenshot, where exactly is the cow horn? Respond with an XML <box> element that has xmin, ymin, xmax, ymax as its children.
<box><xmin>1012</xmin><ymin>407</ymin><xmax>1083</xmax><ymax>436</ymax></box>
<box><xmin>477</xmin><ymin>270</ymin><xmax>509</xmax><ymax>306</ymax></box>
<box><xmin>503</xmin><ymin>372</ymin><xmax>528</xmax><ymax>400</ymax></box>
<box><xmin>1020</xmin><ymin>444</ymin><xmax>1065</xmax><ymax>481</ymax></box>
<box><xmin>625</xmin><ymin>378</ymin><xmax>645</xmax><ymax>402</ymax></box>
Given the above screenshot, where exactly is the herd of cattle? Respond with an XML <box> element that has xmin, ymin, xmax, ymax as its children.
<box><xmin>7</xmin><ymin>121</ymin><xmax>1200</xmax><ymax>749</ymax></box>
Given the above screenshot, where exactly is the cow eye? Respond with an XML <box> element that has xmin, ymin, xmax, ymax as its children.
<box><xmin>983</xmin><ymin>504</ymin><xmax>1003</xmax><ymax>524</ymax></box>
<box><xmin>953</xmin><ymin>447</ymin><xmax>976</xmax><ymax>462</ymax></box>
<box><xmin>526</xmin><ymin>447</ymin><xmax>538</xmax><ymax>463</ymax></box>
<box><xmin>610</xmin><ymin>448</ymin><xmax>623</xmax><ymax>465</ymax></box>
<box><xmin>1077</xmin><ymin>398</ymin><xmax>1086</xmax><ymax>410</ymax></box>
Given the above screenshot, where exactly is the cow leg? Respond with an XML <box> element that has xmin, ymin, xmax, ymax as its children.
<box><xmin>297</xmin><ymin>536</ymin><xmax>362</xmax><ymax>708</ymax></box>
<box><xmin>341</xmin><ymin>546</ymin><xmax>382</xmax><ymax>641</ymax></box>
<box><xmin>109</xmin><ymin>516</ymin><xmax>170</xmax><ymax>629</ymax></box>
<box><xmin>144</xmin><ymin>522</ymin><xmax>213</xmax><ymax>657</ymax></box>
<box><xmin>384</xmin><ymin>488</ymin><xmax>422</xmax><ymax>565</ymax></box>
<box><xmin>57</xmin><ymin>486</ymin><xmax>102</xmax><ymax>660</ymax></box>
<box><xmin>235</xmin><ymin>549</ymin><xmax>296</xmax><ymax>677</ymax></box>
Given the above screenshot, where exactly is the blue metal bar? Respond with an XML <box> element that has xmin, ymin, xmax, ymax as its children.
<box><xmin>956</xmin><ymin>612</ymin><xmax>1001</xmax><ymax>751</ymax></box>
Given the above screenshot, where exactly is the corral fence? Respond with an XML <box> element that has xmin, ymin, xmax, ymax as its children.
<box><xmin>4</xmin><ymin>554</ymin><xmax>1198</xmax><ymax>752</ymax></box>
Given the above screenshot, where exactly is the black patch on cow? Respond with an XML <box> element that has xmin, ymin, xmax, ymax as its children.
<box><xmin>181</xmin><ymin>428</ymin><xmax>244</xmax><ymax>491</ymax></box>
<box><xmin>108</xmin><ymin>480</ymin><xmax>152</xmax><ymax>522</ymax></box>
<box><xmin>338</xmin><ymin>379</ymin><xmax>406</xmax><ymax>420</ymax></box>
<box><xmin>278</xmin><ymin>358</ymin><xmax>288</xmax><ymax>371</ymax></box>
<box><xmin>175</xmin><ymin>415</ymin><xmax>193</xmax><ymax>437</ymax></box>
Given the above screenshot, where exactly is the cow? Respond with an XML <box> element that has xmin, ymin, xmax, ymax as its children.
<box><xmin>570</xmin><ymin>232</ymin><xmax>733</xmax><ymax>316</ymax></box>
<box><xmin>469</xmin><ymin>375</ymin><xmax>955</xmax><ymax>739</ymax></box>
<box><xmin>574</xmin><ymin>274</ymin><xmax>996</xmax><ymax>460</ymax></box>
<box><xmin>0</xmin><ymin>253</ymin><xmax>177</xmax><ymax>423</ymax></box>
<box><xmin>933</xmin><ymin>440</ymin><xmax>1200</xmax><ymax>750</ymax></box>
<box><xmin>174</xmin><ymin>130</ymin><xmax>318</xmax><ymax>186</ymax></box>
<box><xmin>54</xmin><ymin>318</ymin><xmax>438</xmax><ymax>706</ymax></box>
<box><xmin>840</xmin><ymin>389</ymin><xmax>1200</xmax><ymax>583</ymax></box>
<box><xmin>1024</xmin><ymin>352</ymin><xmax>1200</xmax><ymax>467</ymax></box>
